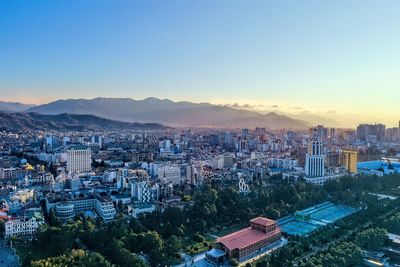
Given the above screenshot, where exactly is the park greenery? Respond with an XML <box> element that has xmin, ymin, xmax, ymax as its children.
<box><xmin>258</xmin><ymin>174</ymin><xmax>400</xmax><ymax>267</ymax></box>
<box><xmin>383</xmin><ymin>212</ymin><xmax>400</xmax><ymax>235</ymax></box>
<box><xmin>298</xmin><ymin>241</ymin><xmax>363</xmax><ymax>267</ymax></box>
<box><xmin>30</xmin><ymin>249</ymin><xmax>112</xmax><ymax>267</ymax></box>
<box><xmin>15</xmin><ymin>173</ymin><xmax>400</xmax><ymax>266</ymax></box>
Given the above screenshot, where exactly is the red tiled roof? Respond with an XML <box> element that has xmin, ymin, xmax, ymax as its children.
<box><xmin>250</xmin><ymin>217</ymin><xmax>276</xmax><ymax>227</ymax></box>
<box><xmin>216</xmin><ymin>227</ymin><xmax>281</xmax><ymax>251</ymax></box>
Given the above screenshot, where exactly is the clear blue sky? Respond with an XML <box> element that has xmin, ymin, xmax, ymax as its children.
<box><xmin>1</xmin><ymin>0</ymin><xmax>400</xmax><ymax>125</ymax></box>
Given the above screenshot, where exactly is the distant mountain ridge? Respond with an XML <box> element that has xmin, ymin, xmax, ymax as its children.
<box><xmin>0</xmin><ymin>101</ymin><xmax>36</xmax><ymax>112</ymax></box>
<box><xmin>26</xmin><ymin>97</ymin><xmax>311</xmax><ymax>129</ymax></box>
<box><xmin>0</xmin><ymin>112</ymin><xmax>167</xmax><ymax>131</ymax></box>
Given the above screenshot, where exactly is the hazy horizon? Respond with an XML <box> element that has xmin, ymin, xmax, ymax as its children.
<box><xmin>0</xmin><ymin>95</ymin><xmax>397</xmax><ymax>128</ymax></box>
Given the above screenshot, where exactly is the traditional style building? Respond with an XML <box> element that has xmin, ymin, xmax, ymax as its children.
<box><xmin>215</xmin><ymin>217</ymin><xmax>282</xmax><ymax>262</ymax></box>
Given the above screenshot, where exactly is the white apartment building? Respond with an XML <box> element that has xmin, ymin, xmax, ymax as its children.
<box><xmin>94</xmin><ymin>196</ymin><xmax>117</xmax><ymax>222</ymax></box>
<box><xmin>66</xmin><ymin>148</ymin><xmax>92</xmax><ymax>173</ymax></box>
<box><xmin>187</xmin><ymin>163</ymin><xmax>204</xmax><ymax>186</ymax></box>
<box><xmin>268</xmin><ymin>157</ymin><xmax>299</xmax><ymax>170</ymax></box>
<box><xmin>213</xmin><ymin>155</ymin><xmax>234</xmax><ymax>169</ymax></box>
<box><xmin>55</xmin><ymin>203</ymin><xmax>75</xmax><ymax>221</ymax></box>
<box><xmin>129</xmin><ymin>204</ymin><xmax>155</xmax><ymax>218</ymax></box>
<box><xmin>158</xmin><ymin>165</ymin><xmax>182</xmax><ymax>185</ymax></box>
<box><xmin>0</xmin><ymin>167</ymin><xmax>24</xmax><ymax>179</ymax></box>
<box><xmin>131</xmin><ymin>180</ymin><xmax>152</xmax><ymax>203</ymax></box>
<box><xmin>27</xmin><ymin>172</ymin><xmax>54</xmax><ymax>184</ymax></box>
<box><xmin>304</xmin><ymin>174</ymin><xmax>342</xmax><ymax>186</ymax></box>
<box><xmin>4</xmin><ymin>209</ymin><xmax>44</xmax><ymax>239</ymax></box>
<box><xmin>51</xmin><ymin>195</ymin><xmax>116</xmax><ymax>222</ymax></box>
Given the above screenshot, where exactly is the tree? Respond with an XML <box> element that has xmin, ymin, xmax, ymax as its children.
<box><xmin>31</xmin><ymin>226</ymin><xmax>75</xmax><ymax>259</ymax></box>
<box><xmin>229</xmin><ymin>258</ymin><xmax>240</xmax><ymax>267</ymax></box>
<box><xmin>123</xmin><ymin>231</ymin><xmax>163</xmax><ymax>255</ymax></box>
<box><xmin>48</xmin><ymin>209</ymin><xmax>60</xmax><ymax>227</ymax></box>
<box><xmin>265</xmin><ymin>208</ymin><xmax>281</xmax><ymax>219</ymax></box>
<box><xmin>384</xmin><ymin>213</ymin><xmax>400</xmax><ymax>235</ymax></box>
<box><xmin>256</xmin><ymin>260</ymin><xmax>269</xmax><ymax>267</ymax></box>
<box><xmin>356</xmin><ymin>228</ymin><xmax>388</xmax><ymax>251</ymax></box>
<box><xmin>193</xmin><ymin>233</ymin><xmax>205</xmax><ymax>243</ymax></box>
<box><xmin>30</xmin><ymin>249</ymin><xmax>112</xmax><ymax>267</ymax></box>
<box><xmin>305</xmin><ymin>242</ymin><xmax>362</xmax><ymax>267</ymax></box>
<box><xmin>0</xmin><ymin>220</ymin><xmax>5</xmax><ymax>236</ymax></box>
<box><xmin>102</xmin><ymin>238</ymin><xmax>146</xmax><ymax>267</ymax></box>
<box><xmin>164</xmin><ymin>235</ymin><xmax>181</xmax><ymax>261</ymax></box>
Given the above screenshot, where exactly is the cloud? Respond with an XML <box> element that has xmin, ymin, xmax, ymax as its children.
<box><xmin>290</xmin><ymin>106</ymin><xmax>303</xmax><ymax>110</ymax></box>
<box><xmin>325</xmin><ymin>110</ymin><xmax>338</xmax><ymax>115</ymax></box>
<box><xmin>222</xmin><ymin>103</ymin><xmax>280</xmax><ymax>111</ymax></box>
<box><xmin>224</xmin><ymin>103</ymin><xmax>256</xmax><ymax>109</ymax></box>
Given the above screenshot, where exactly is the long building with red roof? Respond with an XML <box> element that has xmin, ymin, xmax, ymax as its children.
<box><xmin>215</xmin><ymin>217</ymin><xmax>282</xmax><ymax>262</ymax></box>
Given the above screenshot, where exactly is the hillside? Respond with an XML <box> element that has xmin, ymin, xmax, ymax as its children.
<box><xmin>0</xmin><ymin>112</ymin><xmax>168</xmax><ymax>131</ymax></box>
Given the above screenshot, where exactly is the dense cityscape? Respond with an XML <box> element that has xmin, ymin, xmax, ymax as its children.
<box><xmin>1</xmin><ymin>120</ymin><xmax>400</xmax><ymax>266</ymax></box>
<box><xmin>2</xmin><ymin>1</ymin><xmax>400</xmax><ymax>267</ymax></box>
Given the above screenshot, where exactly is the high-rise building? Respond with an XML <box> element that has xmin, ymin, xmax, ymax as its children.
<box><xmin>316</xmin><ymin>125</ymin><xmax>328</xmax><ymax>140</ymax></box>
<box><xmin>241</xmin><ymin>128</ymin><xmax>250</xmax><ymax>137</ymax></box>
<box><xmin>91</xmin><ymin>135</ymin><xmax>103</xmax><ymax>147</ymax></box>
<box><xmin>187</xmin><ymin>162</ymin><xmax>204</xmax><ymax>186</ymax></box>
<box><xmin>224</xmin><ymin>132</ymin><xmax>234</xmax><ymax>145</ymax></box>
<box><xmin>305</xmin><ymin>129</ymin><xmax>325</xmax><ymax>177</ymax></box>
<box><xmin>209</xmin><ymin>134</ymin><xmax>220</xmax><ymax>146</ymax></box>
<box><xmin>131</xmin><ymin>180</ymin><xmax>152</xmax><ymax>203</ymax></box>
<box><xmin>66</xmin><ymin>148</ymin><xmax>92</xmax><ymax>173</ymax></box>
<box><xmin>356</xmin><ymin>123</ymin><xmax>386</xmax><ymax>142</ymax></box>
<box><xmin>45</xmin><ymin>136</ymin><xmax>59</xmax><ymax>150</ymax></box>
<box><xmin>238</xmin><ymin>140</ymin><xmax>249</xmax><ymax>152</ymax></box>
<box><xmin>325</xmin><ymin>151</ymin><xmax>340</xmax><ymax>168</ymax></box>
<box><xmin>340</xmin><ymin>149</ymin><xmax>358</xmax><ymax>174</ymax></box>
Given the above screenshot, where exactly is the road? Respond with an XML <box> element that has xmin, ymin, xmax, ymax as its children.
<box><xmin>0</xmin><ymin>239</ymin><xmax>19</xmax><ymax>267</ymax></box>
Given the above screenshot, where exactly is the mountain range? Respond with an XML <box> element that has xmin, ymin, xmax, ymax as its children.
<box><xmin>0</xmin><ymin>101</ymin><xmax>36</xmax><ymax>112</ymax></box>
<box><xmin>22</xmin><ymin>97</ymin><xmax>311</xmax><ymax>129</ymax></box>
<box><xmin>0</xmin><ymin>97</ymin><xmax>338</xmax><ymax>129</ymax></box>
<box><xmin>0</xmin><ymin>112</ymin><xmax>167</xmax><ymax>131</ymax></box>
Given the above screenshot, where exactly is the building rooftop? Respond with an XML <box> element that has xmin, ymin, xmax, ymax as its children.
<box><xmin>250</xmin><ymin>217</ymin><xmax>276</xmax><ymax>227</ymax></box>
<box><xmin>216</xmin><ymin>227</ymin><xmax>280</xmax><ymax>251</ymax></box>
<box><xmin>388</xmin><ymin>233</ymin><xmax>400</xmax><ymax>245</ymax></box>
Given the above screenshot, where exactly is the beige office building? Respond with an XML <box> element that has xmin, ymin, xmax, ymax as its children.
<box><xmin>341</xmin><ymin>149</ymin><xmax>358</xmax><ymax>174</ymax></box>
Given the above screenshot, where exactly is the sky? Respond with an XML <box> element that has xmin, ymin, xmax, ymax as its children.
<box><xmin>1</xmin><ymin>0</ymin><xmax>400</xmax><ymax>127</ymax></box>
